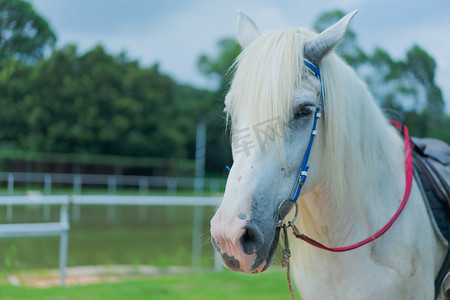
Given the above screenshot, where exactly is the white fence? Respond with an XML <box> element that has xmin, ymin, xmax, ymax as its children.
<box><xmin>0</xmin><ymin>195</ymin><xmax>223</xmax><ymax>285</ymax></box>
<box><xmin>0</xmin><ymin>196</ymin><xmax>70</xmax><ymax>285</ymax></box>
<box><xmin>0</xmin><ymin>172</ymin><xmax>226</xmax><ymax>195</ymax></box>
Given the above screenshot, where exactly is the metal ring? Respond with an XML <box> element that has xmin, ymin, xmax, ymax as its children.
<box><xmin>276</xmin><ymin>199</ymin><xmax>298</xmax><ymax>228</ymax></box>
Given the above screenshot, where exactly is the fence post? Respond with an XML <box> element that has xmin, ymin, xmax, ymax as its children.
<box><xmin>194</xmin><ymin>120</ymin><xmax>206</xmax><ymax>195</ymax></box>
<box><xmin>167</xmin><ymin>178</ymin><xmax>178</xmax><ymax>194</ymax></box>
<box><xmin>6</xmin><ymin>173</ymin><xmax>14</xmax><ymax>221</ymax></box>
<box><xmin>138</xmin><ymin>178</ymin><xmax>149</xmax><ymax>222</ymax></box>
<box><xmin>107</xmin><ymin>176</ymin><xmax>117</xmax><ymax>222</ymax></box>
<box><xmin>43</xmin><ymin>174</ymin><xmax>52</xmax><ymax>220</ymax></box>
<box><xmin>73</xmin><ymin>175</ymin><xmax>82</xmax><ymax>194</ymax></box>
<box><xmin>192</xmin><ymin>120</ymin><xmax>206</xmax><ymax>267</ymax></box>
<box><xmin>72</xmin><ymin>175</ymin><xmax>82</xmax><ymax>222</ymax></box>
<box><xmin>25</xmin><ymin>164</ymin><xmax>32</xmax><ymax>188</ymax></box>
<box><xmin>139</xmin><ymin>177</ymin><xmax>149</xmax><ymax>195</ymax></box>
<box><xmin>107</xmin><ymin>176</ymin><xmax>117</xmax><ymax>194</ymax></box>
<box><xmin>44</xmin><ymin>174</ymin><xmax>52</xmax><ymax>194</ymax></box>
<box><xmin>59</xmin><ymin>203</ymin><xmax>69</xmax><ymax>286</ymax></box>
<box><xmin>6</xmin><ymin>205</ymin><xmax>13</xmax><ymax>222</ymax></box>
<box><xmin>7</xmin><ymin>173</ymin><xmax>14</xmax><ymax>194</ymax></box>
<box><xmin>166</xmin><ymin>179</ymin><xmax>177</xmax><ymax>221</ymax></box>
<box><xmin>43</xmin><ymin>205</ymin><xmax>51</xmax><ymax>221</ymax></box>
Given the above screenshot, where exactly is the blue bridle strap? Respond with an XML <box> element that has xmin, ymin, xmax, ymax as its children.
<box><xmin>303</xmin><ymin>59</ymin><xmax>321</xmax><ymax>78</ymax></box>
<box><xmin>288</xmin><ymin>60</ymin><xmax>324</xmax><ymax>203</ymax></box>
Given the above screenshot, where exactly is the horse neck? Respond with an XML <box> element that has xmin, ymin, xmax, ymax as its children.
<box><xmin>297</xmin><ymin>57</ymin><xmax>406</xmax><ymax>246</ymax></box>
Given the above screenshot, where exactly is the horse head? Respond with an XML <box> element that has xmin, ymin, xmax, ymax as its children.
<box><xmin>210</xmin><ymin>10</ymin><xmax>357</xmax><ymax>274</ymax></box>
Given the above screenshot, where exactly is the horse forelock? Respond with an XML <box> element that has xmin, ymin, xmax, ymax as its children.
<box><xmin>227</xmin><ymin>28</ymin><xmax>318</xmax><ymax>161</ymax></box>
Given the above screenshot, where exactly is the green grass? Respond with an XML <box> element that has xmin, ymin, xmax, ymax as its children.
<box><xmin>0</xmin><ymin>270</ymin><xmax>301</xmax><ymax>300</ymax></box>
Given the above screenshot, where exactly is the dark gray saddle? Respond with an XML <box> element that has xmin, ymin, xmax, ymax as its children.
<box><xmin>411</xmin><ymin>137</ymin><xmax>450</xmax><ymax>298</ymax></box>
<box><xmin>412</xmin><ymin>137</ymin><xmax>450</xmax><ymax>225</ymax></box>
<box><xmin>412</xmin><ymin>137</ymin><xmax>450</xmax><ymax>166</ymax></box>
<box><xmin>412</xmin><ymin>137</ymin><xmax>450</xmax><ymax>212</ymax></box>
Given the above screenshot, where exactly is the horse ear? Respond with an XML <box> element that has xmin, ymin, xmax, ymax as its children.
<box><xmin>304</xmin><ymin>10</ymin><xmax>358</xmax><ymax>65</ymax></box>
<box><xmin>236</xmin><ymin>10</ymin><xmax>260</xmax><ymax>48</ymax></box>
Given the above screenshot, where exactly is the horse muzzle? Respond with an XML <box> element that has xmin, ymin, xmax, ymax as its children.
<box><xmin>210</xmin><ymin>213</ymin><xmax>281</xmax><ymax>273</ymax></box>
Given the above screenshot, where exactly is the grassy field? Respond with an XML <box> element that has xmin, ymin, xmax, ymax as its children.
<box><xmin>0</xmin><ymin>270</ymin><xmax>301</xmax><ymax>300</ymax></box>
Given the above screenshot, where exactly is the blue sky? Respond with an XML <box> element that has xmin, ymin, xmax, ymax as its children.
<box><xmin>29</xmin><ymin>0</ymin><xmax>450</xmax><ymax>112</ymax></box>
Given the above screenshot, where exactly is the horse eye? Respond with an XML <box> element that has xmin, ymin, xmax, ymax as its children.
<box><xmin>294</xmin><ymin>105</ymin><xmax>313</xmax><ymax>119</ymax></box>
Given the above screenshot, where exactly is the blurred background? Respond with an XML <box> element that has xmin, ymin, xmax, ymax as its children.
<box><xmin>0</xmin><ymin>0</ymin><xmax>449</xmax><ymax>299</ymax></box>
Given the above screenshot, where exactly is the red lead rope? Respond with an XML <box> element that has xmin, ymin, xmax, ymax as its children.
<box><xmin>291</xmin><ymin>121</ymin><xmax>413</xmax><ymax>252</ymax></box>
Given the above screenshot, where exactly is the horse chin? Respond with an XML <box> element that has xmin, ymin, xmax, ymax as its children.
<box><xmin>250</xmin><ymin>226</ymin><xmax>281</xmax><ymax>273</ymax></box>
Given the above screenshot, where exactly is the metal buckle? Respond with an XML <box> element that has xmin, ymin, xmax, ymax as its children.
<box><xmin>276</xmin><ymin>199</ymin><xmax>298</xmax><ymax>228</ymax></box>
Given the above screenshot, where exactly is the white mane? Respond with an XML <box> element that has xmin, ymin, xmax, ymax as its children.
<box><xmin>319</xmin><ymin>54</ymin><xmax>404</xmax><ymax>211</ymax></box>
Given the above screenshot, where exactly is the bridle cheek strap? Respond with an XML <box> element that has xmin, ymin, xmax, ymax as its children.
<box><xmin>292</xmin><ymin>120</ymin><xmax>413</xmax><ymax>252</ymax></box>
<box><xmin>287</xmin><ymin>59</ymin><xmax>324</xmax><ymax>203</ymax></box>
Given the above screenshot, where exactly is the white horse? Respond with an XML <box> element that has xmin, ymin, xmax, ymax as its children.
<box><xmin>210</xmin><ymin>10</ymin><xmax>448</xmax><ymax>299</ymax></box>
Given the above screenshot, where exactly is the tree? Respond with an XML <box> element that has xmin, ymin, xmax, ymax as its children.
<box><xmin>402</xmin><ymin>45</ymin><xmax>444</xmax><ymax>112</ymax></box>
<box><xmin>400</xmin><ymin>45</ymin><xmax>447</xmax><ymax>139</ymax></box>
<box><xmin>0</xmin><ymin>57</ymin><xmax>32</xmax><ymax>148</ymax></box>
<box><xmin>0</xmin><ymin>44</ymin><xmax>215</xmax><ymax>165</ymax></box>
<box><xmin>0</xmin><ymin>0</ymin><xmax>56</xmax><ymax>62</ymax></box>
<box><xmin>0</xmin><ymin>1</ymin><xmax>223</xmax><ymax>175</ymax></box>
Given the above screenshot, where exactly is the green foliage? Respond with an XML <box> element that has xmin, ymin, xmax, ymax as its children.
<box><xmin>0</xmin><ymin>44</ymin><xmax>214</xmax><ymax>164</ymax></box>
<box><xmin>0</xmin><ymin>1</ymin><xmax>219</xmax><ymax>175</ymax></box>
<box><xmin>0</xmin><ymin>0</ymin><xmax>56</xmax><ymax>62</ymax></box>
